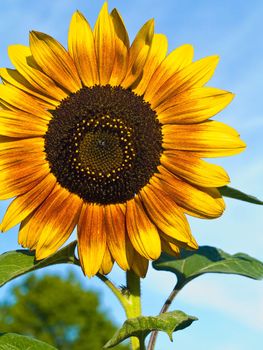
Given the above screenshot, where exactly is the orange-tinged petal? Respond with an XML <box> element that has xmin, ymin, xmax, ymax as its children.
<box><xmin>121</xmin><ymin>19</ymin><xmax>154</xmax><ymax>88</ymax></box>
<box><xmin>109</xmin><ymin>9</ymin><xmax>129</xmax><ymax>86</ymax></box>
<box><xmin>8</xmin><ymin>44</ymin><xmax>67</xmax><ymax>101</ymax></box>
<box><xmin>105</xmin><ymin>203</ymin><xmax>130</xmax><ymax>270</ymax></box>
<box><xmin>149</xmin><ymin>55</ymin><xmax>219</xmax><ymax>109</ymax></box>
<box><xmin>0</xmin><ymin>68</ymin><xmax>59</xmax><ymax>107</ymax></box>
<box><xmin>0</xmin><ymin>138</ymin><xmax>44</xmax><ymax>165</ymax></box>
<box><xmin>0</xmin><ymin>84</ymin><xmax>51</xmax><ymax>120</ymax></box>
<box><xmin>1</xmin><ymin>173</ymin><xmax>56</xmax><ymax>231</ymax></box>
<box><xmin>133</xmin><ymin>33</ymin><xmax>168</xmax><ymax>95</ymax></box>
<box><xmin>68</xmin><ymin>11</ymin><xmax>99</xmax><ymax>86</ymax></box>
<box><xmin>161</xmin><ymin>151</ymin><xmax>230</xmax><ymax>187</ymax></box>
<box><xmin>131</xmin><ymin>251</ymin><xmax>149</xmax><ymax>278</ymax></box>
<box><xmin>0</xmin><ymin>162</ymin><xmax>49</xmax><ymax>200</ymax></box>
<box><xmin>155</xmin><ymin>166</ymin><xmax>225</xmax><ymax>218</ymax></box>
<box><xmin>77</xmin><ymin>203</ymin><xmax>106</xmax><ymax>277</ymax></box>
<box><xmin>99</xmin><ymin>246</ymin><xmax>114</xmax><ymax>275</ymax></box>
<box><xmin>126</xmin><ymin>196</ymin><xmax>161</xmax><ymax>260</ymax></box>
<box><xmin>144</xmin><ymin>44</ymin><xmax>194</xmax><ymax>102</ymax></box>
<box><xmin>33</xmin><ymin>185</ymin><xmax>82</xmax><ymax>259</ymax></box>
<box><xmin>140</xmin><ymin>183</ymin><xmax>197</xmax><ymax>248</ymax></box>
<box><xmin>30</xmin><ymin>31</ymin><xmax>81</xmax><ymax>92</ymax></box>
<box><xmin>0</xmin><ymin>110</ymin><xmax>48</xmax><ymax>138</ymax></box>
<box><xmin>162</xmin><ymin>120</ymin><xmax>246</xmax><ymax>157</ymax></box>
<box><xmin>156</xmin><ymin>87</ymin><xmax>234</xmax><ymax>124</ymax></box>
<box><xmin>0</xmin><ymin>139</ymin><xmax>45</xmax><ymax>169</ymax></box>
<box><xmin>18</xmin><ymin>212</ymin><xmax>39</xmax><ymax>249</ymax></box>
<box><xmin>0</xmin><ymin>154</ymin><xmax>45</xmax><ymax>172</ymax></box>
<box><xmin>94</xmin><ymin>3</ymin><xmax>116</xmax><ymax>85</ymax></box>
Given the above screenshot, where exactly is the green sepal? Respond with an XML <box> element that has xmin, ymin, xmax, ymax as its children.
<box><xmin>0</xmin><ymin>241</ymin><xmax>78</xmax><ymax>287</ymax></box>
<box><xmin>153</xmin><ymin>246</ymin><xmax>263</xmax><ymax>285</ymax></box>
<box><xmin>219</xmin><ymin>186</ymin><xmax>263</xmax><ymax>205</ymax></box>
<box><xmin>103</xmin><ymin>311</ymin><xmax>197</xmax><ymax>348</ymax></box>
<box><xmin>0</xmin><ymin>333</ymin><xmax>57</xmax><ymax>349</ymax></box>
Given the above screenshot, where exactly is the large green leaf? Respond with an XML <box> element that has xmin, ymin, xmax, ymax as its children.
<box><xmin>153</xmin><ymin>246</ymin><xmax>263</xmax><ymax>285</ymax></box>
<box><xmin>0</xmin><ymin>241</ymin><xmax>78</xmax><ymax>287</ymax></box>
<box><xmin>104</xmin><ymin>311</ymin><xmax>197</xmax><ymax>348</ymax></box>
<box><xmin>219</xmin><ymin>186</ymin><xmax>263</xmax><ymax>205</ymax></box>
<box><xmin>0</xmin><ymin>333</ymin><xmax>57</xmax><ymax>349</ymax></box>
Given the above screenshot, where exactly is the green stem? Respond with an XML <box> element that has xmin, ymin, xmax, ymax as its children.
<box><xmin>126</xmin><ymin>271</ymin><xmax>143</xmax><ymax>350</ymax></box>
<box><xmin>125</xmin><ymin>270</ymin><xmax>141</xmax><ymax>318</ymax></box>
<box><xmin>147</xmin><ymin>280</ymin><xmax>185</xmax><ymax>350</ymax></box>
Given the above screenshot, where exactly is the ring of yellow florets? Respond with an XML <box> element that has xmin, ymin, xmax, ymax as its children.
<box><xmin>44</xmin><ymin>85</ymin><xmax>163</xmax><ymax>204</ymax></box>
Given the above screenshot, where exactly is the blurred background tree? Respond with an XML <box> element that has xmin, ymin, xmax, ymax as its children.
<box><xmin>0</xmin><ymin>273</ymin><xmax>129</xmax><ymax>350</ymax></box>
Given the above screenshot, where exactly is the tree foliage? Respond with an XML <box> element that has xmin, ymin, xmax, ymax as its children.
<box><xmin>0</xmin><ymin>273</ymin><xmax>129</xmax><ymax>350</ymax></box>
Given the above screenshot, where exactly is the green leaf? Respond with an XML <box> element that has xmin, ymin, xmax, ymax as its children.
<box><xmin>219</xmin><ymin>186</ymin><xmax>263</xmax><ymax>205</ymax></box>
<box><xmin>0</xmin><ymin>241</ymin><xmax>78</xmax><ymax>287</ymax></box>
<box><xmin>0</xmin><ymin>333</ymin><xmax>57</xmax><ymax>349</ymax></box>
<box><xmin>153</xmin><ymin>246</ymin><xmax>263</xmax><ymax>285</ymax></box>
<box><xmin>104</xmin><ymin>311</ymin><xmax>197</xmax><ymax>348</ymax></box>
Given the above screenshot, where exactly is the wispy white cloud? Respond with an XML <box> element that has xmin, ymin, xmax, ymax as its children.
<box><xmin>143</xmin><ymin>265</ymin><xmax>263</xmax><ymax>331</ymax></box>
<box><xmin>178</xmin><ymin>278</ymin><xmax>263</xmax><ymax>331</ymax></box>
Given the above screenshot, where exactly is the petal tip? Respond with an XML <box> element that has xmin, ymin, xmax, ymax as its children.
<box><xmin>100</xmin><ymin>1</ymin><xmax>109</xmax><ymax>14</ymax></box>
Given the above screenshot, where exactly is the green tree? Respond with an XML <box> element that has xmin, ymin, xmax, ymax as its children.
<box><xmin>0</xmin><ymin>273</ymin><xmax>128</xmax><ymax>350</ymax></box>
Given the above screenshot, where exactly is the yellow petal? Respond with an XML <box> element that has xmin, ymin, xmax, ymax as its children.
<box><xmin>0</xmin><ymin>100</ymin><xmax>17</xmax><ymax>111</ymax></box>
<box><xmin>161</xmin><ymin>151</ymin><xmax>230</xmax><ymax>187</ymax></box>
<box><xmin>121</xmin><ymin>19</ymin><xmax>154</xmax><ymax>88</ymax></box>
<box><xmin>0</xmin><ymin>68</ymin><xmax>59</xmax><ymax>107</ymax></box>
<box><xmin>140</xmin><ymin>183</ymin><xmax>197</xmax><ymax>248</ymax></box>
<box><xmin>163</xmin><ymin>120</ymin><xmax>246</xmax><ymax>157</ymax></box>
<box><xmin>161</xmin><ymin>238</ymin><xmax>180</xmax><ymax>257</ymax></box>
<box><xmin>105</xmin><ymin>203</ymin><xmax>130</xmax><ymax>271</ymax></box>
<box><xmin>126</xmin><ymin>196</ymin><xmax>161</xmax><ymax>260</ymax></box>
<box><xmin>68</xmin><ymin>11</ymin><xmax>99</xmax><ymax>87</ymax></box>
<box><xmin>8</xmin><ymin>44</ymin><xmax>67</xmax><ymax>101</ymax></box>
<box><xmin>30</xmin><ymin>31</ymin><xmax>81</xmax><ymax>92</ymax></box>
<box><xmin>155</xmin><ymin>166</ymin><xmax>225</xmax><ymax>218</ymax></box>
<box><xmin>1</xmin><ymin>173</ymin><xmax>56</xmax><ymax>231</ymax></box>
<box><xmin>149</xmin><ymin>55</ymin><xmax>219</xmax><ymax>109</ymax></box>
<box><xmin>0</xmin><ymin>137</ymin><xmax>44</xmax><ymax>152</ymax></box>
<box><xmin>34</xmin><ymin>185</ymin><xmax>82</xmax><ymax>259</ymax></box>
<box><xmin>144</xmin><ymin>44</ymin><xmax>194</xmax><ymax>103</ymax></box>
<box><xmin>0</xmin><ymin>110</ymin><xmax>48</xmax><ymax>138</ymax></box>
<box><xmin>94</xmin><ymin>3</ymin><xmax>116</xmax><ymax>85</ymax></box>
<box><xmin>200</xmin><ymin>187</ymin><xmax>226</xmax><ymax>214</ymax></box>
<box><xmin>0</xmin><ymin>84</ymin><xmax>51</xmax><ymax>119</ymax></box>
<box><xmin>109</xmin><ymin>9</ymin><xmax>130</xmax><ymax>86</ymax></box>
<box><xmin>77</xmin><ymin>203</ymin><xmax>106</xmax><ymax>277</ymax></box>
<box><xmin>156</xmin><ymin>87</ymin><xmax>234</xmax><ymax>124</ymax></box>
<box><xmin>133</xmin><ymin>33</ymin><xmax>168</xmax><ymax>96</ymax></box>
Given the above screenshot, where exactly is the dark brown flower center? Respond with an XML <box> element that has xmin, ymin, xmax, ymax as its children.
<box><xmin>44</xmin><ymin>85</ymin><xmax>163</xmax><ymax>204</ymax></box>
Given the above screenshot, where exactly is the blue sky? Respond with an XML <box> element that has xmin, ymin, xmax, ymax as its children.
<box><xmin>0</xmin><ymin>1</ymin><xmax>262</xmax><ymax>349</ymax></box>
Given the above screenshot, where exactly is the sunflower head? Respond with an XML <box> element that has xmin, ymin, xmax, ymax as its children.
<box><xmin>0</xmin><ymin>3</ymin><xmax>245</xmax><ymax>277</ymax></box>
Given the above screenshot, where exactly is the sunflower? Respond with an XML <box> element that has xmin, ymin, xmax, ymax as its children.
<box><xmin>0</xmin><ymin>3</ymin><xmax>245</xmax><ymax>277</ymax></box>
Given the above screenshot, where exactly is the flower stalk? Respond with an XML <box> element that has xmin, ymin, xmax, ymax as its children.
<box><xmin>126</xmin><ymin>271</ymin><xmax>143</xmax><ymax>350</ymax></box>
